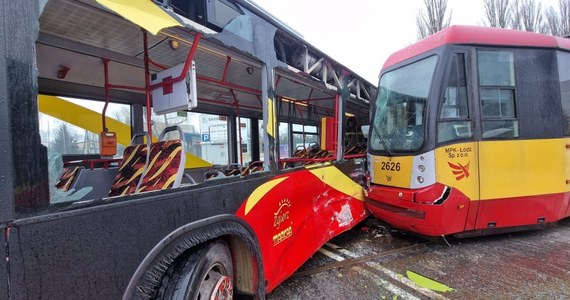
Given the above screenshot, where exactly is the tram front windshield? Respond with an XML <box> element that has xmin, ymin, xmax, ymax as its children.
<box><xmin>370</xmin><ymin>55</ymin><xmax>438</xmax><ymax>153</ymax></box>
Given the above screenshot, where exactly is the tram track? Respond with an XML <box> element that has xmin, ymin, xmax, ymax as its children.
<box><xmin>292</xmin><ymin>241</ymin><xmax>448</xmax><ymax>300</ymax></box>
<box><xmin>292</xmin><ymin>242</ymin><xmax>429</xmax><ymax>278</ymax></box>
<box><xmin>272</xmin><ymin>221</ymin><xmax>570</xmax><ymax>299</ymax></box>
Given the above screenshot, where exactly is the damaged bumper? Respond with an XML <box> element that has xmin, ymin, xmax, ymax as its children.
<box><xmin>365</xmin><ymin>183</ymin><xmax>471</xmax><ymax>237</ymax></box>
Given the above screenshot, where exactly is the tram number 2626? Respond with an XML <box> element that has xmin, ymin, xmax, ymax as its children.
<box><xmin>380</xmin><ymin>162</ymin><xmax>401</xmax><ymax>171</ymax></box>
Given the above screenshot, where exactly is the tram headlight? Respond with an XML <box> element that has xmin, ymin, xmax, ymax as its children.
<box><xmin>418</xmin><ymin>165</ymin><xmax>425</xmax><ymax>172</ymax></box>
<box><xmin>417</xmin><ymin>176</ymin><xmax>424</xmax><ymax>184</ymax></box>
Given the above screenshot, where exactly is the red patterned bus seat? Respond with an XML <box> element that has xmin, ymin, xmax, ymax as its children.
<box><xmin>241</xmin><ymin>161</ymin><xmax>264</xmax><ymax>176</ymax></box>
<box><xmin>137</xmin><ymin>140</ymin><xmax>185</xmax><ymax>192</ymax></box>
<box><xmin>137</xmin><ymin>126</ymin><xmax>186</xmax><ymax>192</ymax></box>
<box><xmin>108</xmin><ymin>133</ymin><xmax>150</xmax><ymax>197</ymax></box>
<box><xmin>55</xmin><ymin>166</ymin><xmax>82</xmax><ymax>191</ymax></box>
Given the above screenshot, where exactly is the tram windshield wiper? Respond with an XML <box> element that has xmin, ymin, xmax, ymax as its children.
<box><xmin>372</xmin><ymin>122</ymin><xmax>394</xmax><ymax>156</ymax></box>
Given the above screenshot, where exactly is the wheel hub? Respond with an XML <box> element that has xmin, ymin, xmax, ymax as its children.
<box><xmin>211</xmin><ymin>275</ymin><xmax>232</xmax><ymax>300</ymax></box>
<box><xmin>198</xmin><ymin>268</ymin><xmax>233</xmax><ymax>300</ymax></box>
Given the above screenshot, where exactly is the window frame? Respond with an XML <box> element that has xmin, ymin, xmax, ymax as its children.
<box><xmin>558</xmin><ymin>50</ymin><xmax>570</xmax><ymax>136</ymax></box>
<box><xmin>476</xmin><ymin>49</ymin><xmax>519</xmax><ymax>140</ymax></box>
<box><xmin>437</xmin><ymin>51</ymin><xmax>473</xmax><ymax>144</ymax></box>
<box><xmin>291</xmin><ymin>123</ymin><xmax>319</xmax><ymax>148</ymax></box>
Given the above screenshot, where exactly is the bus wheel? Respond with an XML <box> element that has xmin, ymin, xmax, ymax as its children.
<box><xmin>160</xmin><ymin>240</ymin><xmax>234</xmax><ymax>300</ymax></box>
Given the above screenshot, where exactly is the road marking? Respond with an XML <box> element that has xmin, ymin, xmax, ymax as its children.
<box><xmin>317</xmin><ymin>248</ymin><xmax>346</xmax><ymax>262</ymax></box>
<box><xmin>325</xmin><ymin>243</ymin><xmax>449</xmax><ymax>300</ymax></box>
<box><xmin>318</xmin><ymin>248</ymin><xmax>421</xmax><ymax>300</ymax></box>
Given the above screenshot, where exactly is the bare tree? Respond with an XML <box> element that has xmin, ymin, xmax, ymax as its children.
<box><xmin>544</xmin><ymin>0</ymin><xmax>570</xmax><ymax>37</ymax></box>
<box><xmin>511</xmin><ymin>0</ymin><xmax>543</xmax><ymax>32</ymax></box>
<box><xmin>113</xmin><ymin>107</ymin><xmax>131</xmax><ymax>124</ymax></box>
<box><xmin>511</xmin><ymin>0</ymin><xmax>522</xmax><ymax>29</ymax></box>
<box><xmin>559</xmin><ymin>0</ymin><xmax>570</xmax><ymax>37</ymax></box>
<box><xmin>483</xmin><ymin>0</ymin><xmax>511</xmax><ymax>28</ymax></box>
<box><xmin>544</xmin><ymin>6</ymin><xmax>562</xmax><ymax>36</ymax></box>
<box><xmin>416</xmin><ymin>0</ymin><xmax>451</xmax><ymax>40</ymax></box>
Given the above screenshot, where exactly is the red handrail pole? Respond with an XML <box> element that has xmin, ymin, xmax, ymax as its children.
<box><xmin>148</xmin><ymin>58</ymin><xmax>168</xmax><ymax>70</ymax></box>
<box><xmin>277</xmin><ymin>156</ymin><xmax>337</xmax><ymax>164</ymax></box>
<box><xmin>196</xmin><ymin>75</ymin><xmax>261</xmax><ymax>95</ymax></box>
<box><xmin>107</xmin><ymin>84</ymin><xmax>146</xmax><ymax>91</ymax></box>
<box><xmin>221</xmin><ymin>56</ymin><xmax>232</xmax><ymax>83</ymax></box>
<box><xmin>198</xmin><ymin>98</ymin><xmax>260</xmax><ymax>110</ymax></box>
<box><xmin>293</xmin><ymin>100</ymin><xmax>305</xmax><ymax>146</ymax></box>
<box><xmin>102</xmin><ymin>58</ymin><xmax>111</xmax><ymax>131</ymax></box>
<box><xmin>299</xmin><ymin>96</ymin><xmax>334</xmax><ymax>102</ymax></box>
<box><xmin>143</xmin><ymin>30</ymin><xmax>153</xmax><ymax>137</ymax></box>
<box><xmin>102</xmin><ymin>58</ymin><xmax>148</xmax><ymax>133</ymax></box>
<box><xmin>303</xmin><ymin>89</ymin><xmax>314</xmax><ymax>147</ymax></box>
<box><xmin>149</xmin><ymin>33</ymin><xmax>202</xmax><ymax>91</ymax></box>
<box><xmin>231</xmin><ymin>89</ymin><xmax>244</xmax><ymax>165</ymax></box>
<box><xmin>143</xmin><ymin>32</ymin><xmax>203</xmax><ymax>137</ymax></box>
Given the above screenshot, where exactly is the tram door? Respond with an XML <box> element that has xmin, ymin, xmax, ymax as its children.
<box><xmin>476</xmin><ymin>49</ymin><xmax>567</xmax><ymax>229</ymax></box>
<box><xmin>436</xmin><ymin>51</ymin><xmax>481</xmax><ymax>232</ymax></box>
<box><xmin>474</xmin><ymin>50</ymin><xmax>521</xmax><ymax>230</ymax></box>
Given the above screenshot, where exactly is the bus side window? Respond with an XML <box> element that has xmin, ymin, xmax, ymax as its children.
<box><xmin>437</xmin><ymin>53</ymin><xmax>472</xmax><ymax>143</ymax></box>
<box><xmin>477</xmin><ymin>50</ymin><xmax>519</xmax><ymax>139</ymax></box>
<box><xmin>559</xmin><ymin>51</ymin><xmax>570</xmax><ymax>136</ymax></box>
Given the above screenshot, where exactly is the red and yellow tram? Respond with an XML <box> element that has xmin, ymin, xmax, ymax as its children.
<box><xmin>366</xmin><ymin>26</ymin><xmax>570</xmax><ymax>237</ymax></box>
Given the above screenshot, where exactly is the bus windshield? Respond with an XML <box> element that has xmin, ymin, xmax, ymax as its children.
<box><xmin>370</xmin><ymin>55</ymin><xmax>438</xmax><ymax>153</ymax></box>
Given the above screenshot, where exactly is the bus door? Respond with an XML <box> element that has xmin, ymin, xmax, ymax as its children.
<box><xmin>436</xmin><ymin>50</ymin><xmax>481</xmax><ymax>232</ymax></box>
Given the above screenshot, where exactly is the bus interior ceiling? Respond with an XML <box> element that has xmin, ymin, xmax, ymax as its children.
<box><xmin>37</xmin><ymin>0</ymin><xmax>371</xmax><ymax>138</ymax></box>
<box><xmin>34</xmin><ymin>0</ymin><xmax>375</xmax><ymax>192</ymax></box>
<box><xmin>38</xmin><ymin>0</ymin><xmax>263</xmax><ymax>118</ymax></box>
<box><xmin>274</xmin><ymin>67</ymin><xmax>369</xmax><ymax>125</ymax></box>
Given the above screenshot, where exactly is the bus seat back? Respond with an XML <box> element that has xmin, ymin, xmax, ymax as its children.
<box><xmin>108</xmin><ymin>143</ymin><xmax>149</xmax><ymax>197</ymax></box>
<box><xmin>137</xmin><ymin>139</ymin><xmax>185</xmax><ymax>192</ymax></box>
<box><xmin>137</xmin><ymin>126</ymin><xmax>186</xmax><ymax>192</ymax></box>
<box><xmin>55</xmin><ymin>166</ymin><xmax>82</xmax><ymax>191</ymax></box>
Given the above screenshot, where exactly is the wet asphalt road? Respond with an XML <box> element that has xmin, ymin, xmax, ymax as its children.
<box><xmin>267</xmin><ymin>217</ymin><xmax>570</xmax><ymax>299</ymax></box>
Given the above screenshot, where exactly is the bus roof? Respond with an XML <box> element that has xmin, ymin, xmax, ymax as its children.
<box><xmin>383</xmin><ymin>25</ymin><xmax>570</xmax><ymax>69</ymax></box>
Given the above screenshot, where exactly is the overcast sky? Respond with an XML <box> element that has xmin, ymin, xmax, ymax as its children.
<box><xmin>251</xmin><ymin>0</ymin><xmax>558</xmax><ymax>84</ymax></box>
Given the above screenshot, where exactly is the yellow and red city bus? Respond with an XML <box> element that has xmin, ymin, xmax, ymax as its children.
<box><xmin>366</xmin><ymin>25</ymin><xmax>570</xmax><ymax>237</ymax></box>
<box><xmin>0</xmin><ymin>0</ymin><xmax>374</xmax><ymax>298</ymax></box>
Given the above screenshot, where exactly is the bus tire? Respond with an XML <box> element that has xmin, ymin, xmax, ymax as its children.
<box><xmin>158</xmin><ymin>240</ymin><xmax>234</xmax><ymax>300</ymax></box>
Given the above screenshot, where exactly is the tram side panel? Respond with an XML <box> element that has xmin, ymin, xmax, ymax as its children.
<box><xmin>476</xmin><ymin>139</ymin><xmax>569</xmax><ymax>229</ymax></box>
<box><xmin>566</xmin><ymin>137</ymin><xmax>570</xmax><ymax>218</ymax></box>
<box><xmin>473</xmin><ymin>47</ymin><xmax>570</xmax><ymax>229</ymax></box>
